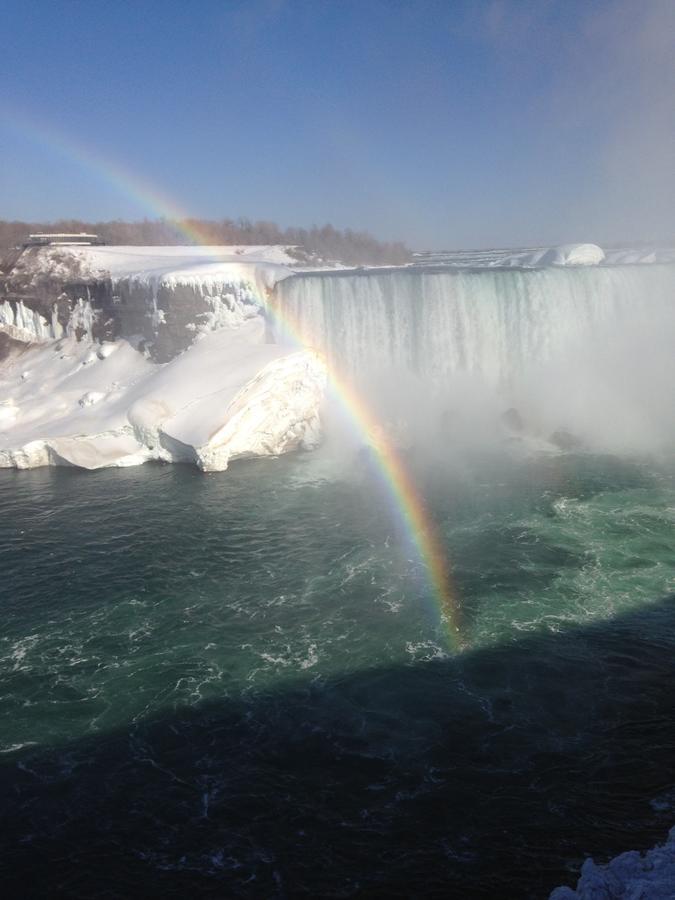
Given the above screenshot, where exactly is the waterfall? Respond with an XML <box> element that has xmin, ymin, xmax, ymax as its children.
<box><xmin>274</xmin><ymin>264</ymin><xmax>675</xmax><ymax>388</ymax></box>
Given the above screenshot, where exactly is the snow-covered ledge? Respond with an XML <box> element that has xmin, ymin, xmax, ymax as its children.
<box><xmin>0</xmin><ymin>319</ymin><xmax>326</xmax><ymax>472</ymax></box>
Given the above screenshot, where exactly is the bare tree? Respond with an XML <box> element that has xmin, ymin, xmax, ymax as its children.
<box><xmin>0</xmin><ymin>218</ymin><xmax>410</xmax><ymax>266</ymax></box>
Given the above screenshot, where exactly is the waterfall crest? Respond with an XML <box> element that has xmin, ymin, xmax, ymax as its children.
<box><xmin>274</xmin><ymin>265</ymin><xmax>675</xmax><ymax>388</ymax></box>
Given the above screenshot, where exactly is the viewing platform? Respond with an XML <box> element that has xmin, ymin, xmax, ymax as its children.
<box><xmin>23</xmin><ymin>232</ymin><xmax>105</xmax><ymax>247</ymax></box>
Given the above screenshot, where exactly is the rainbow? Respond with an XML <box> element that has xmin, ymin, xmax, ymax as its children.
<box><xmin>263</xmin><ymin>297</ymin><xmax>462</xmax><ymax>647</ymax></box>
<box><xmin>1</xmin><ymin>105</ymin><xmax>215</xmax><ymax>246</ymax></box>
<box><xmin>1</xmin><ymin>107</ymin><xmax>462</xmax><ymax>648</ymax></box>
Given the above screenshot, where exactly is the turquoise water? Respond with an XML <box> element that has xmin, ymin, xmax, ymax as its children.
<box><xmin>1</xmin><ymin>444</ymin><xmax>674</xmax><ymax>897</ymax></box>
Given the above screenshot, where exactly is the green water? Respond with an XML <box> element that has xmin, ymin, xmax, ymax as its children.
<box><xmin>1</xmin><ymin>444</ymin><xmax>674</xmax><ymax>897</ymax></box>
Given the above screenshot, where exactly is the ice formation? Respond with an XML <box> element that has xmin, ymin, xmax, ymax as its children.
<box><xmin>0</xmin><ymin>244</ymin><xmax>300</xmax><ymax>355</ymax></box>
<box><xmin>0</xmin><ymin>320</ymin><xmax>325</xmax><ymax>471</ymax></box>
<box><xmin>0</xmin><ymin>245</ymin><xmax>332</xmax><ymax>472</ymax></box>
<box><xmin>550</xmin><ymin>827</ymin><xmax>675</xmax><ymax>899</ymax></box>
<box><xmin>0</xmin><ymin>299</ymin><xmax>56</xmax><ymax>343</ymax></box>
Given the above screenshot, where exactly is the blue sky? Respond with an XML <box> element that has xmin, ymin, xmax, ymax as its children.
<box><xmin>1</xmin><ymin>0</ymin><xmax>672</xmax><ymax>248</ymax></box>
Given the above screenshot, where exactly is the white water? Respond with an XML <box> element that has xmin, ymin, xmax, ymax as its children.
<box><xmin>276</xmin><ymin>265</ymin><xmax>674</xmax><ymax>384</ymax></box>
<box><xmin>275</xmin><ymin>264</ymin><xmax>675</xmax><ymax>452</ymax></box>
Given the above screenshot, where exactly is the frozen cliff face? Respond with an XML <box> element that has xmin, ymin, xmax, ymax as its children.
<box><xmin>0</xmin><ymin>246</ymin><xmax>328</xmax><ymax>473</ymax></box>
<box><xmin>100</xmin><ymin>247</ymin><xmax>296</xmax><ymax>359</ymax></box>
<box><xmin>0</xmin><ymin>247</ymin><xmax>99</xmax><ymax>341</ymax></box>
<box><xmin>116</xmin><ymin>273</ymin><xmax>275</xmax><ymax>362</ymax></box>
<box><xmin>0</xmin><ymin>298</ymin><xmax>64</xmax><ymax>343</ymax></box>
<box><xmin>550</xmin><ymin>827</ymin><xmax>675</xmax><ymax>899</ymax></box>
<box><xmin>0</xmin><ymin>245</ymin><xmax>296</xmax><ymax>361</ymax></box>
<box><xmin>0</xmin><ymin>320</ymin><xmax>327</xmax><ymax>472</ymax></box>
<box><xmin>0</xmin><ymin>296</ymin><xmax>99</xmax><ymax>344</ymax></box>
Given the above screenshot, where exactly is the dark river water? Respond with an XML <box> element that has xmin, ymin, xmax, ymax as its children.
<box><xmin>1</xmin><ymin>443</ymin><xmax>674</xmax><ymax>897</ymax></box>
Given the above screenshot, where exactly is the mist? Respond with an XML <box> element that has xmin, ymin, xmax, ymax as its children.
<box><xmin>277</xmin><ymin>261</ymin><xmax>675</xmax><ymax>468</ymax></box>
<box><xmin>416</xmin><ymin>0</ymin><xmax>675</xmax><ymax>249</ymax></box>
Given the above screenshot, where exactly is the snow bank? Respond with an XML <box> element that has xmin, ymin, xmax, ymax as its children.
<box><xmin>538</xmin><ymin>243</ymin><xmax>605</xmax><ymax>266</ymax></box>
<box><xmin>14</xmin><ymin>243</ymin><xmax>296</xmax><ymax>282</ymax></box>
<box><xmin>95</xmin><ymin>246</ymin><xmax>296</xmax><ymax>310</ymax></box>
<box><xmin>550</xmin><ymin>827</ymin><xmax>675</xmax><ymax>899</ymax></box>
<box><xmin>0</xmin><ymin>322</ymin><xmax>326</xmax><ymax>472</ymax></box>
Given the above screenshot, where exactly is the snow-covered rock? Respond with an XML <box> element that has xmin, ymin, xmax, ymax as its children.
<box><xmin>0</xmin><ymin>244</ymin><xmax>300</xmax><ymax>360</ymax></box>
<box><xmin>96</xmin><ymin>343</ymin><xmax>117</xmax><ymax>360</ymax></box>
<box><xmin>0</xmin><ymin>246</ymin><xmax>332</xmax><ymax>473</ymax></box>
<box><xmin>550</xmin><ymin>827</ymin><xmax>675</xmax><ymax>899</ymax></box>
<box><xmin>181</xmin><ymin>351</ymin><xmax>325</xmax><ymax>472</ymax></box>
<box><xmin>78</xmin><ymin>391</ymin><xmax>105</xmax><ymax>407</ymax></box>
<box><xmin>0</xmin><ymin>321</ymin><xmax>327</xmax><ymax>472</ymax></box>
<box><xmin>5</xmin><ymin>243</ymin><xmax>298</xmax><ymax>288</ymax></box>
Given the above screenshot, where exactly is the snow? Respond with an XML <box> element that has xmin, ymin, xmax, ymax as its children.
<box><xmin>0</xmin><ymin>321</ymin><xmax>326</xmax><ymax>472</ymax></box>
<box><xmin>538</xmin><ymin>243</ymin><xmax>605</xmax><ymax>266</ymax></box>
<box><xmin>496</xmin><ymin>243</ymin><xmax>606</xmax><ymax>268</ymax></box>
<box><xmin>20</xmin><ymin>243</ymin><xmax>295</xmax><ymax>276</ymax></box>
<box><xmin>0</xmin><ymin>245</ymin><xmax>331</xmax><ymax>472</ymax></box>
<box><xmin>414</xmin><ymin>243</ymin><xmax>675</xmax><ymax>268</ymax></box>
<box><xmin>17</xmin><ymin>243</ymin><xmax>297</xmax><ymax>291</ymax></box>
<box><xmin>550</xmin><ymin>827</ymin><xmax>675</xmax><ymax>899</ymax></box>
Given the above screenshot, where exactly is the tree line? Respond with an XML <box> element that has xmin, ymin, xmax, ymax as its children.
<box><xmin>0</xmin><ymin>218</ymin><xmax>410</xmax><ymax>266</ymax></box>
